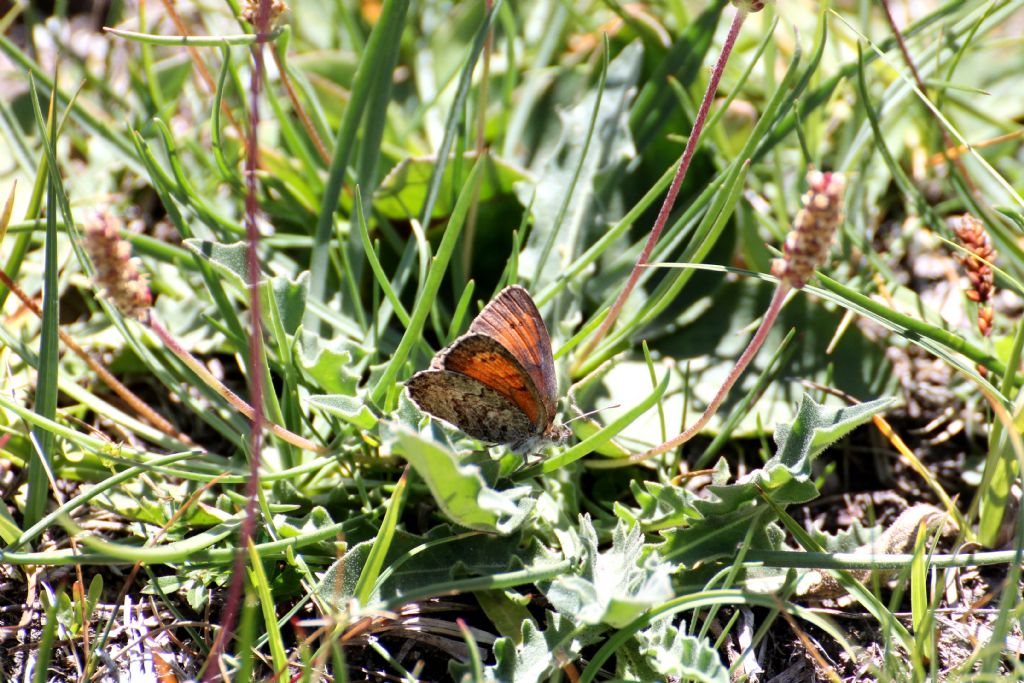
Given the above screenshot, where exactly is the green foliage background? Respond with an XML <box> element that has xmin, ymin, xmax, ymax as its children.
<box><xmin>1</xmin><ymin>0</ymin><xmax>1023</xmax><ymax>679</ymax></box>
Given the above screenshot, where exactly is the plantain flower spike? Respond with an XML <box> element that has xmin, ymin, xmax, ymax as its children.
<box><xmin>83</xmin><ymin>211</ymin><xmax>152</xmax><ymax>322</ymax></box>
<box><xmin>772</xmin><ymin>170</ymin><xmax>846</xmax><ymax>290</ymax></box>
<box><xmin>952</xmin><ymin>213</ymin><xmax>996</xmax><ymax>337</ymax></box>
<box><xmin>242</xmin><ymin>0</ymin><xmax>288</xmax><ymax>25</ymax></box>
<box><xmin>731</xmin><ymin>0</ymin><xmax>770</xmax><ymax>12</ymax></box>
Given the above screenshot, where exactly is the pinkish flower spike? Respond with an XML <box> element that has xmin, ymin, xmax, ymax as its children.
<box><xmin>771</xmin><ymin>170</ymin><xmax>846</xmax><ymax>289</ymax></box>
<box><xmin>952</xmin><ymin>214</ymin><xmax>996</xmax><ymax>337</ymax></box>
<box><xmin>731</xmin><ymin>0</ymin><xmax>769</xmax><ymax>13</ymax></box>
<box><xmin>82</xmin><ymin>211</ymin><xmax>152</xmax><ymax>322</ymax></box>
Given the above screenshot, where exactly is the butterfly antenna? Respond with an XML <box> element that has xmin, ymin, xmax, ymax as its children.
<box><xmin>564</xmin><ymin>405</ymin><xmax>620</xmax><ymax>424</ymax></box>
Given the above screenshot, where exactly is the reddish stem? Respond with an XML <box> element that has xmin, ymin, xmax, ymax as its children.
<box><xmin>572</xmin><ymin>7</ymin><xmax>747</xmax><ymax>372</ymax></box>
<box><xmin>627</xmin><ymin>282</ymin><xmax>789</xmax><ymax>465</ymax></box>
<box><xmin>878</xmin><ymin>0</ymin><xmax>974</xmax><ymax>191</ymax></box>
<box><xmin>273</xmin><ymin>49</ymin><xmax>330</xmax><ymax>164</ymax></box>
<box><xmin>204</xmin><ymin>0</ymin><xmax>272</xmax><ymax>677</ymax></box>
<box><xmin>147</xmin><ymin>318</ymin><xmax>322</xmax><ymax>452</ymax></box>
<box><xmin>0</xmin><ymin>267</ymin><xmax>186</xmax><ymax>442</ymax></box>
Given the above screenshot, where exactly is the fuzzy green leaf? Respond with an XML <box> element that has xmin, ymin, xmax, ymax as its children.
<box><xmin>484</xmin><ymin>612</ymin><xmax>598</xmax><ymax>683</ymax></box>
<box><xmin>654</xmin><ymin>394</ymin><xmax>893</xmax><ymax>566</ymax></box>
<box><xmin>298</xmin><ymin>331</ymin><xmax>362</xmax><ymax>395</ymax></box>
<box><xmin>626</xmin><ymin>619</ymin><xmax>728</xmax><ymax>683</ymax></box>
<box><xmin>542</xmin><ymin>516</ymin><xmax>673</xmax><ymax>628</ymax></box>
<box><xmin>183</xmin><ymin>239</ymin><xmax>248</xmax><ymax>290</ymax></box>
<box><xmin>306</xmin><ymin>394</ymin><xmax>378</xmax><ymax>430</ymax></box>
<box><xmin>386</xmin><ymin>424</ymin><xmax>535</xmax><ymax>534</ymax></box>
<box><xmin>772</xmin><ymin>395</ymin><xmax>894</xmax><ymax>463</ymax></box>
<box><xmin>268</xmin><ymin>273</ymin><xmax>308</xmax><ymax>337</ymax></box>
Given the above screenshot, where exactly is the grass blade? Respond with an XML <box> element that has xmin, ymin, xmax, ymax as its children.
<box><xmin>354</xmin><ymin>468</ymin><xmax>409</xmax><ymax>606</ymax></box>
<box><xmin>24</xmin><ymin>80</ymin><xmax>60</xmax><ymax>528</ymax></box>
<box><xmin>307</xmin><ymin>0</ymin><xmax>410</xmax><ymax>332</ymax></box>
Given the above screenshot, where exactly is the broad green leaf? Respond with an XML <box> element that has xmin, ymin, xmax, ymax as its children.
<box><xmin>306</xmin><ymin>394</ymin><xmax>378</xmax><ymax>430</ymax></box>
<box><xmin>615</xmin><ymin>477</ymin><xmax>705</xmax><ymax>532</ymax></box>
<box><xmin>542</xmin><ymin>516</ymin><xmax>673</xmax><ymax>628</ymax></box>
<box><xmin>601</xmin><ymin>279</ymin><xmax>890</xmax><ymax>443</ymax></box>
<box><xmin>808</xmin><ymin>516</ymin><xmax>882</xmax><ymax>553</ymax></box>
<box><xmin>353</xmin><ymin>469</ymin><xmax>408</xmax><ymax>605</ymax></box>
<box><xmin>771</xmin><ymin>395</ymin><xmax>896</xmax><ymax>466</ymax></box>
<box><xmin>86</xmin><ymin>574</ymin><xmax>103</xmax><ymax>624</ymax></box>
<box><xmin>386</xmin><ymin>424</ymin><xmax>535</xmax><ymax>534</ymax></box>
<box><xmin>483</xmin><ymin>612</ymin><xmax>600</xmax><ymax>683</ymax></box>
<box><xmin>270</xmin><ymin>505</ymin><xmax>339</xmax><ymax>554</ymax></box>
<box><xmin>268</xmin><ymin>272</ymin><xmax>308</xmax><ymax>337</ymax></box>
<box><xmin>317</xmin><ymin>528</ymin><xmax>562</xmax><ymax>607</ymax></box>
<box><xmin>298</xmin><ymin>331</ymin><xmax>362</xmax><ymax>395</ymax></box>
<box><xmin>476</xmin><ymin>589</ymin><xmax>535</xmax><ymax>644</ymax></box>
<box><xmin>655</xmin><ymin>395</ymin><xmax>893</xmax><ymax>566</ymax></box>
<box><xmin>518</xmin><ymin>41</ymin><xmax>641</xmax><ymax>290</ymax></box>
<box><xmin>183</xmin><ymin>238</ymin><xmax>248</xmax><ymax>290</ymax></box>
<box><xmin>54</xmin><ymin>590</ymin><xmax>74</xmax><ymax>633</ymax></box>
<box><xmin>624</xmin><ymin>618</ymin><xmax>728</xmax><ymax>683</ymax></box>
<box><xmin>155</xmin><ymin>57</ymin><xmax>192</xmax><ymax>103</ymax></box>
<box><xmin>657</xmin><ymin>504</ymin><xmax>786</xmax><ymax>569</ymax></box>
<box><xmin>317</xmin><ymin>539</ymin><xmax>374</xmax><ymax>606</ymax></box>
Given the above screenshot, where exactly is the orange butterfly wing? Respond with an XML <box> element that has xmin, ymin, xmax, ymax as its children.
<box><xmin>434</xmin><ymin>333</ymin><xmax>547</xmax><ymax>429</ymax></box>
<box><xmin>406</xmin><ymin>285</ymin><xmax>564</xmax><ymax>450</ymax></box>
<box><xmin>405</xmin><ymin>369</ymin><xmax>537</xmax><ymax>444</ymax></box>
<box><xmin>467</xmin><ymin>286</ymin><xmax>558</xmax><ymax>422</ymax></box>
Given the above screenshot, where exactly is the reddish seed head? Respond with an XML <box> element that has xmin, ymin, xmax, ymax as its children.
<box><xmin>952</xmin><ymin>214</ymin><xmax>996</xmax><ymax>337</ymax></box>
<box><xmin>771</xmin><ymin>170</ymin><xmax>846</xmax><ymax>289</ymax></box>
<box><xmin>82</xmin><ymin>211</ymin><xmax>152</xmax><ymax>322</ymax></box>
<box><xmin>241</xmin><ymin>0</ymin><xmax>288</xmax><ymax>25</ymax></box>
<box><xmin>731</xmin><ymin>0</ymin><xmax>769</xmax><ymax>12</ymax></box>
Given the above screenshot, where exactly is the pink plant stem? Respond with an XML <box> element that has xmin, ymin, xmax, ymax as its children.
<box><xmin>0</xmin><ymin>267</ymin><xmax>186</xmax><ymax>442</ymax></box>
<box><xmin>629</xmin><ymin>282</ymin><xmax>790</xmax><ymax>464</ymax></box>
<box><xmin>878</xmin><ymin>0</ymin><xmax>974</xmax><ymax>192</ymax></box>
<box><xmin>572</xmin><ymin>7</ymin><xmax>747</xmax><ymax>372</ymax></box>
<box><xmin>204</xmin><ymin>1</ymin><xmax>272</xmax><ymax>677</ymax></box>
<box><xmin>156</xmin><ymin>0</ymin><xmax>242</xmax><ymax>134</ymax></box>
<box><xmin>147</xmin><ymin>318</ymin><xmax>322</xmax><ymax>452</ymax></box>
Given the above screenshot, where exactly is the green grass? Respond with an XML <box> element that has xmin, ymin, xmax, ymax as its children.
<box><xmin>1</xmin><ymin>0</ymin><xmax>1024</xmax><ymax>680</ymax></box>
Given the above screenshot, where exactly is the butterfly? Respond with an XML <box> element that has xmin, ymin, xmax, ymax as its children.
<box><xmin>406</xmin><ymin>285</ymin><xmax>571</xmax><ymax>452</ymax></box>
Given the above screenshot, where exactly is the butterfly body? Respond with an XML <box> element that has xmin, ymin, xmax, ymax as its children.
<box><xmin>406</xmin><ymin>286</ymin><xmax>569</xmax><ymax>452</ymax></box>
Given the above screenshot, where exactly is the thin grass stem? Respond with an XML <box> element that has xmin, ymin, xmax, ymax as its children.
<box><xmin>572</xmin><ymin>7</ymin><xmax>747</xmax><ymax>372</ymax></box>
